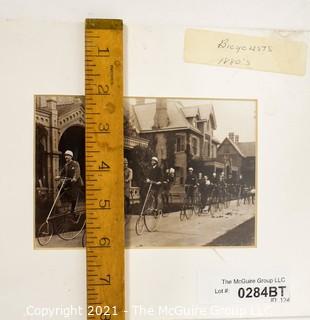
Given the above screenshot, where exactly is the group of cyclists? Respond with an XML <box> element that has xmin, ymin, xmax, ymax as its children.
<box><xmin>54</xmin><ymin>150</ymin><xmax>255</xmax><ymax>217</ymax></box>
<box><xmin>124</xmin><ymin>155</ymin><xmax>255</xmax><ymax>215</ymax></box>
<box><xmin>185</xmin><ymin>168</ymin><xmax>255</xmax><ymax>212</ymax></box>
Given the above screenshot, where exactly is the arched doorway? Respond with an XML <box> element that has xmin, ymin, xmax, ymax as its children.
<box><xmin>59</xmin><ymin>125</ymin><xmax>85</xmax><ymax>181</ymax></box>
<box><xmin>35</xmin><ymin>124</ymin><xmax>48</xmax><ymax>187</ymax></box>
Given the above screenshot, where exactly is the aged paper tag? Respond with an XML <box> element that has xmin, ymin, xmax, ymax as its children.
<box><xmin>184</xmin><ymin>29</ymin><xmax>307</xmax><ymax>75</ymax></box>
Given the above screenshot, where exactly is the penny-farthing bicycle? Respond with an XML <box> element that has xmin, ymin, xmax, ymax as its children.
<box><xmin>37</xmin><ymin>177</ymin><xmax>86</xmax><ymax>246</ymax></box>
<box><xmin>135</xmin><ymin>181</ymin><xmax>162</xmax><ymax>235</ymax></box>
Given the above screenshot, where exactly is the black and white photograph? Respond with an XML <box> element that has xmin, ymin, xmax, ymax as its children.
<box><xmin>34</xmin><ymin>96</ymin><xmax>86</xmax><ymax>248</ymax></box>
<box><xmin>124</xmin><ymin>97</ymin><xmax>257</xmax><ymax>248</ymax></box>
<box><xmin>34</xmin><ymin>95</ymin><xmax>256</xmax><ymax>248</ymax></box>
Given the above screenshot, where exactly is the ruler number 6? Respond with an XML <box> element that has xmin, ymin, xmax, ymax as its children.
<box><xmin>99</xmin><ymin>199</ymin><xmax>111</xmax><ymax>209</ymax></box>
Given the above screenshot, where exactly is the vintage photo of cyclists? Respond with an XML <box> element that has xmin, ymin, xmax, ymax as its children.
<box><xmin>34</xmin><ymin>95</ymin><xmax>256</xmax><ymax>248</ymax></box>
<box><xmin>124</xmin><ymin>97</ymin><xmax>257</xmax><ymax>248</ymax></box>
<box><xmin>34</xmin><ymin>96</ymin><xmax>86</xmax><ymax>248</ymax></box>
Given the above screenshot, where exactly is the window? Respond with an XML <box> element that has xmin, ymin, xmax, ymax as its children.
<box><xmin>175</xmin><ymin>166</ymin><xmax>184</xmax><ymax>185</ymax></box>
<box><xmin>213</xmin><ymin>145</ymin><xmax>217</xmax><ymax>158</ymax></box>
<box><xmin>176</xmin><ymin>134</ymin><xmax>185</xmax><ymax>152</ymax></box>
<box><xmin>191</xmin><ymin>136</ymin><xmax>199</xmax><ymax>156</ymax></box>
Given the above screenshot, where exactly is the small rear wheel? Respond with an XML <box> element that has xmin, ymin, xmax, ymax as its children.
<box><xmin>135</xmin><ymin>215</ymin><xmax>145</xmax><ymax>235</ymax></box>
<box><xmin>37</xmin><ymin>222</ymin><xmax>54</xmax><ymax>246</ymax></box>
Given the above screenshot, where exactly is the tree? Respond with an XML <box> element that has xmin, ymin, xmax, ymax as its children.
<box><xmin>164</xmin><ymin>132</ymin><xmax>176</xmax><ymax>171</ymax></box>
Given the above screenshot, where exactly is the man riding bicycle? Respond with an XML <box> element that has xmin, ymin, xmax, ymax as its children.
<box><xmin>55</xmin><ymin>150</ymin><xmax>84</xmax><ymax>213</ymax></box>
<box><xmin>145</xmin><ymin>156</ymin><xmax>162</xmax><ymax>211</ymax></box>
<box><xmin>184</xmin><ymin>167</ymin><xmax>197</xmax><ymax>204</ymax></box>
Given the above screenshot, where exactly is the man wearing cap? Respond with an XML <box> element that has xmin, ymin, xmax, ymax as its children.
<box><xmin>162</xmin><ymin>167</ymin><xmax>175</xmax><ymax>210</ymax></box>
<box><xmin>185</xmin><ymin>167</ymin><xmax>197</xmax><ymax>204</ymax></box>
<box><xmin>56</xmin><ymin>150</ymin><xmax>84</xmax><ymax>213</ymax></box>
<box><xmin>146</xmin><ymin>156</ymin><xmax>162</xmax><ymax>210</ymax></box>
<box><xmin>124</xmin><ymin>158</ymin><xmax>133</xmax><ymax>215</ymax></box>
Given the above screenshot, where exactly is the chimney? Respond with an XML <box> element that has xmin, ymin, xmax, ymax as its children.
<box><xmin>153</xmin><ymin>98</ymin><xmax>169</xmax><ymax>129</ymax></box>
<box><xmin>228</xmin><ymin>132</ymin><xmax>234</xmax><ymax>141</ymax></box>
<box><xmin>235</xmin><ymin>135</ymin><xmax>239</xmax><ymax>143</ymax></box>
<box><xmin>47</xmin><ymin>98</ymin><xmax>57</xmax><ymax>111</ymax></box>
<box><xmin>73</xmin><ymin>96</ymin><xmax>82</xmax><ymax>106</ymax></box>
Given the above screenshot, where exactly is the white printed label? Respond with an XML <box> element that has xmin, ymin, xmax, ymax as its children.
<box><xmin>198</xmin><ymin>271</ymin><xmax>290</xmax><ymax>306</ymax></box>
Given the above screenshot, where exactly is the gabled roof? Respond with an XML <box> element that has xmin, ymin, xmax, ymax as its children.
<box><xmin>132</xmin><ymin>100</ymin><xmax>218</xmax><ymax>134</ymax></box>
<box><xmin>181</xmin><ymin>106</ymin><xmax>200</xmax><ymax>118</ymax></box>
<box><xmin>237</xmin><ymin>142</ymin><xmax>256</xmax><ymax>157</ymax></box>
<box><xmin>196</xmin><ymin>104</ymin><xmax>217</xmax><ymax>129</ymax></box>
<box><xmin>133</xmin><ymin>101</ymin><xmax>202</xmax><ymax>134</ymax></box>
<box><xmin>218</xmin><ymin>137</ymin><xmax>246</xmax><ymax>157</ymax></box>
<box><xmin>218</xmin><ymin>138</ymin><xmax>256</xmax><ymax>158</ymax></box>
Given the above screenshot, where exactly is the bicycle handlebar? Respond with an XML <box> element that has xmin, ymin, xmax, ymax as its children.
<box><xmin>55</xmin><ymin>176</ymin><xmax>72</xmax><ymax>182</ymax></box>
<box><xmin>145</xmin><ymin>179</ymin><xmax>161</xmax><ymax>185</ymax></box>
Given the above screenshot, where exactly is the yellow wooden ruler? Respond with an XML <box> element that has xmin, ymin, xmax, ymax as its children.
<box><xmin>85</xmin><ymin>19</ymin><xmax>124</xmax><ymax>320</ymax></box>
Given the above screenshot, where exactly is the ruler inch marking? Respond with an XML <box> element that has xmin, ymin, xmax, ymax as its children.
<box><xmin>85</xmin><ymin>18</ymin><xmax>124</xmax><ymax>320</ymax></box>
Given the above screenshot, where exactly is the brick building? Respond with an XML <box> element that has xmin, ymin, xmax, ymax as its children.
<box><xmin>35</xmin><ymin>96</ymin><xmax>85</xmax><ymax>197</ymax></box>
<box><xmin>217</xmin><ymin>132</ymin><xmax>256</xmax><ymax>186</ymax></box>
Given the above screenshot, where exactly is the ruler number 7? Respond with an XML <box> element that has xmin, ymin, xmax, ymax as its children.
<box><xmin>100</xmin><ymin>274</ymin><xmax>111</xmax><ymax>285</ymax></box>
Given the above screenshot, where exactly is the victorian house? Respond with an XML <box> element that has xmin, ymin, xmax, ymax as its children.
<box><xmin>125</xmin><ymin>98</ymin><xmax>222</xmax><ymax>191</ymax></box>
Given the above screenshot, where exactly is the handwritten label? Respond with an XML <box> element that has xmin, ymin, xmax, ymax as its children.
<box><xmin>184</xmin><ymin>29</ymin><xmax>307</xmax><ymax>75</ymax></box>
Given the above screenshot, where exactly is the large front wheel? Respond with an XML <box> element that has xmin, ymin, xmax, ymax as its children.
<box><xmin>144</xmin><ymin>194</ymin><xmax>161</xmax><ymax>232</ymax></box>
<box><xmin>144</xmin><ymin>209</ymin><xmax>161</xmax><ymax>232</ymax></box>
<box><xmin>57</xmin><ymin>212</ymin><xmax>86</xmax><ymax>240</ymax></box>
<box><xmin>180</xmin><ymin>206</ymin><xmax>186</xmax><ymax>221</ymax></box>
<box><xmin>185</xmin><ymin>206</ymin><xmax>194</xmax><ymax>220</ymax></box>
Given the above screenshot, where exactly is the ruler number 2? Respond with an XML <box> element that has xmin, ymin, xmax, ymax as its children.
<box><xmin>97</xmin><ymin>84</ymin><xmax>110</xmax><ymax>95</ymax></box>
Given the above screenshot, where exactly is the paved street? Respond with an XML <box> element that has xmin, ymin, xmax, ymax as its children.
<box><xmin>35</xmin><ymin>231</ymin><xmax>84</xmax><ymax>249</ymax></box>
<box><xmin>126</xmin><ymin>200</ymin><xmax>256</xmax><ymax>248</ymax></box>
<box><xmin>35</xmin><ymin>201</ymin><xmax>255</xmax><ymax>249</ymax></box>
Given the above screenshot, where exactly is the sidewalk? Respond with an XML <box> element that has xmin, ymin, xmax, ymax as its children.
<box><xmin>125</xmin><ymin>200</ymin><xmax>256</xmax><ymax>248</ymax></box>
